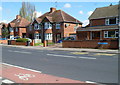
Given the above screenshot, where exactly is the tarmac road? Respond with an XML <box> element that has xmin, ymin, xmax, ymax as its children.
<box><xmin>2</xmin><ymin>46</ymin><xmax>118</xmax><ymax>84</ymax></box>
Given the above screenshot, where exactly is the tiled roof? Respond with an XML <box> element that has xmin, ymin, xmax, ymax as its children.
<box><xmin>89</xmin><ymin>5</ymin><xmax>118</xmax><ymax>19</ymax></box>
<box><xmin>9</xmin><ymin>16</ymin><xmax>30</xmax><ymax>27</ymax></box>
<box><xmin>36</xmin><ymin>8</ymin><xmax>82</xmax><ymax>24</ymax></box>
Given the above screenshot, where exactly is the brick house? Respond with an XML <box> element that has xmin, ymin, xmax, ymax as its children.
<box><xmin>8</xmin><ymin>15</ymin><xmax>30</xmax><ymax>39</ymax></box>
<box><xmin>77</xmin><ymin>5</ymin><xmax>119</xmax><ymax>41</ymax></box>
<box><xmin>27</xmin><ymin>7</ymin><xmax>82</xmax><ymax>43</ymax></box>
<box><xmin>0</xmin><ymin>23</ymin><xmax>8</xmax><ymax>38</ymax></box>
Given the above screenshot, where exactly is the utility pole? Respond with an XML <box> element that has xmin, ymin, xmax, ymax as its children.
<box><xmin>118</xmin><ymin>0</ymin><xmax>120</xmax><ymax>50</ymax></box>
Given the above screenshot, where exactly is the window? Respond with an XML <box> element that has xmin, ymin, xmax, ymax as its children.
<box><xmin>34</xmin><ymin>33</ymin><xmax>41</xmax><ymax>39</ymax></box>
<box><xmin>44</xmin><ymin>22</ymin><xmax>52</xmax><ymax>29</ymax></box>
<box><xmin>9</xmin><ymin>27</ymin><xmax>13</xmax><ymax>32</ymax></box>
<box><xmin>105</xmin><ymin>17</ymin><xmax>118</xmax><ymax>25</ymax></box>
<box><xmin>34</xmin><ymin>23</ymin><xmax>41</xmax><ymax>30</ymax></box>
<box><xmin>16</xmin><ymin>28</ymin><xmax>18</xmax><ymax>32</ymax></box>
<box><xmin>56</xmin><ymin>23</ymin><xmax>61</xmax><ymax>29</ymax></box>
<box><xmin>29</xmin><ymin>25</ymin><xmax>32</xmax><ymax>31</ymax></box>
<box><xmin>45</xmin><ymin>33</ymin><xmax>52</xmax><ymax>40</ymax></box>
<box><xmin>104</xmin><ymin>30</ymin><xmax>118</xmax><ymax>38</ymax></box>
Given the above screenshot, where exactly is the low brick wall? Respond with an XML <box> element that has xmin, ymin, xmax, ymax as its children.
<box><xmin>0</xmin><ymin>40</ymin><xmax>8</xmax><ymax>44</ymax></box>
<box><xmin>62</xmin><ymin>40</ymin><xmax>118</xmax><ymax>49</ymax></box>
<box><xmin>9</xmin><ymin>40</ymin><xmax>34</xmax><ymax>46</ymax></box>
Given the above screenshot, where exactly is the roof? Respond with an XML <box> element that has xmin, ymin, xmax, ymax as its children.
<box><xmin>36</xmin><ymin>9</ymin><xmax>82</xmax><ymax>24</ymax></box>
<box><xmin>77</xmin><ymin>25</ymin><xmax>118</xmax><ymax>31</ymax></box>
<box><xmin>9</xmin><ymin>16</ymin><xmax>30</xmax><ymax>27</ymax></box>
<box><xmin>89</xmin><ymin>5</ymin><xmax>118</xmax><ymax>19</ymax></box>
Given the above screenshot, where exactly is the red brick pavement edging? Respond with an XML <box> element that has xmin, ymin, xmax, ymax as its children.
<box><xmin>1</xmin><ymin>63</ymin><xmax>96</xmax><ymax>85</ymax></box>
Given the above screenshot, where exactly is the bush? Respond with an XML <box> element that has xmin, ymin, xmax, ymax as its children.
<box><xmin>16</xmin><ymin>38</ymin><xmax>29</xmax><ymax>42</ymax></box>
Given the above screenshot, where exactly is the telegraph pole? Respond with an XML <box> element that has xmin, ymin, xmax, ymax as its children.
<box><xmin>118</xmin><ymin>1</ymin><xmax>120</xmax><ymax>85</ymax></box>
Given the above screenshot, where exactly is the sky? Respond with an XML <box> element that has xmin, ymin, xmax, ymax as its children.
<box><xmin>0</xmin><ymin>1</ymin><xmax>119</xmax><ymax>26</ymax></box>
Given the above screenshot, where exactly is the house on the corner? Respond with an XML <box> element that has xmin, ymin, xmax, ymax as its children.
<box><xmin>62</xmin><ymin>5</ymin><xmax>119</xmax><ymax>49</ymax></box>
<box><xmin>77</xmin><ymin>5</ymin><xmax>119</xmax><ymax>41</ymax></box>
<box><xmin>8</xmin><ymin>15</ymin><xmax>30</xmax><ymax>39</ymax></box>
<box><xmin>27</xmin><ymin>7</ymin><xmax>82</xmax><ymax>43</ymax></box>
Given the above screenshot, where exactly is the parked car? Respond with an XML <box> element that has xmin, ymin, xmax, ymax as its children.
<box><xmin>25</xmin><ymin>38</ymin><xmax>32</xmax><ymax>42</ymax></box>
<box><xmin>0</xmin><ymin>38</ymin><xmax>7</xmax><ymax>40</ymax></box>
<box><xmin>57</xmin><ymin>37</ymin><xmax>75</xmax><ymax>43</ymax></box>
<box><xmin>11</xmin><ymin>36</ymin><xmax>21</xmax><ymax>40</ymax></box>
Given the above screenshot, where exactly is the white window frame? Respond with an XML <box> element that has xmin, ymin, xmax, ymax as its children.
<box><xmin>34</xmin><ymin>23</ymin><xmax>41</xmax><ymax>30</ymax></box>
<box><xmin>16</xmin><ymin>28</ymin><xmax>18</xmax><ymax>32</ymax></box>
<box><xmin>9</xmin><ymin>27</ymin><xmax>13</xmax><ymax>32</ymax></box>
<box><xmin>29</xmin><ymin>25</ymin><xmax>32</xmax><ymax>31</ymax></box>
<box><xmin>56</xmin><ymin>23</ymin><xmax>61</xmax><ymax>29</ymax></box>
<box><xmin>34</xmin><ymin>33</ymin><xmax>41</xmax><ymax>39</ymax></box>
<box><xmin>105</xmin><ymin>17</ymin><xmax>118</xmax><ymax>25</ymax></box>
<box><xmin>45</xmin><ymin>33</ymin><xmax>52</xmax><ymax>40</ymax></box>
<box><xmin>44</xmin><ymin>22</ymin><xmax>52</xmax><ymax>29</ymax></box>
<box><xmin>104</xmin><ymin>30</ymin><xmax>118</xmax><ymax>38</ymax></box>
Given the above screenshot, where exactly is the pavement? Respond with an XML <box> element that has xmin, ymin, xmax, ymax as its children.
<box><xmin>1</xmin><ymin>44</ymin><xmax>119</xmax><ymax>54</ymax></box>
<box><xmin>1</xmin><ymin>63</ymin><xmax>97</xmax><ymax>84</ymax></box>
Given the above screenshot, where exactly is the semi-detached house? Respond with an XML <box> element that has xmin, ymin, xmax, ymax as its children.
<box><xmin>8</xmin><ymin>15</ymin><xmax>30</xmax><ymax>39</ymax></box>
<box><xmin>27</xmin><ymin>7</ymin><xmax>82</xmax><ymax>43</ymax></box>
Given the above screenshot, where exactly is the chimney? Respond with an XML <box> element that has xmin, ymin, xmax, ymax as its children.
<box><xmin>16</xmin><ymin>15</ymin><xmax>21</xmax><ymax>19</ymax></box>
<box><xmin>50</xmin><ymin>7</ymin><xmax>56</xmax><ymax>13</ymax></box>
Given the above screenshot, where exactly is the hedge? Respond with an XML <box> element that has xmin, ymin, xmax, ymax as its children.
<box><xmin>16</xmin><ymin>38</ymin><xmax>29</xmax><ymax>42</ymax></box>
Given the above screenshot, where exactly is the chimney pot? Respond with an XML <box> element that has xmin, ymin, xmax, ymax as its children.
<box><xmin>50</xmin><ymin>7</ymin><xmax>56</xmax><ymax>13</ymax></box>
<box><xmin>16</xmin><ymin>15</ymin><xmax>21</xmax><ymax>19</ymax></box>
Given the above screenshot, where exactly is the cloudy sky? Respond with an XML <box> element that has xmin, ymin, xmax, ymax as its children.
<box><xmin>0</xmin><ymin>1</ymin><xmax>118</xmax><ymax>26</ymax></box>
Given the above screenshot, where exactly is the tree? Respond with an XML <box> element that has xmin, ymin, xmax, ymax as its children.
<box><xmin>19</xmin><ymin>2</ymin><xmax>36</xmax><ymax>21</ymax></box>
<box><xmin>2</xmin><ymin>26</ymin><xmax>9</xmax><ymax>38</ymax></box>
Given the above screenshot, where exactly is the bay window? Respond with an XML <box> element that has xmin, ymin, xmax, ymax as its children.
<box><xmin>45</xmin><ymin>33</ymin><xmax>52</xmax><ymax>40</ymax></box>
<box><xmin>34</xmin><ymin>33</ymin><xmax>41</xmax><ymax>39</ymax></box>
<box><xmin>104</xmin><ymin>30</ymin><xmax>118</xmax><ymax>38</ymax></box>
<box><xmin>44</xmin><ymin>22</ymin><xmax>52</xmax><ymax>29</ymax></box>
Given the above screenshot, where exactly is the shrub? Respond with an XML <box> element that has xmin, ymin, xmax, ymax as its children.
<box><xmin>16</xmin><ymin>38</ymin><xmax>29</xmax><ymax>42</ymax></box>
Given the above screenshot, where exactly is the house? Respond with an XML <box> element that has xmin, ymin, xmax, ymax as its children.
<box><xmin>62</xmin><ymin>5</ymin><xmax>119</xmax><ymax>49</ymax></box>
<box><xmin>77</xmin><ymin>5</ymin><xmax>119</xmax><ymax>41</ymax></box>
<box><xmin>27</xmin><ymin>7</ymin><xmax>82</xmax><ymax>43</ymax></box>
<box><xmin>8</xmin><ymin>15</ymin><xmax>30</xmax><ymax>39</ymax></box>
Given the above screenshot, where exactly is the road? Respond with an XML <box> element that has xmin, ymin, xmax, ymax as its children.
<box><xmin>2</xmin><ymin>46</ymin><xmax>118</xmax><ymax>84</ymax></box>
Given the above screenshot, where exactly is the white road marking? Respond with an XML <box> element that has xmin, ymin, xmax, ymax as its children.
<box><xmin>8</xmin><ymin>50</ymin><xmax>31</xmax><ymax>54</ymax></box>
<box><xmin>47</xmin><ymin>54</ymin><xmax>96</xmax><ymax>60</ymax></box>
<box><xmin>3</xmin><ymin>63</ymin><xmax>42</xmax><ymax>73</ymax></box>
<box><xmin>2</xmin><ymin>79</ymin><xmax>14</xmax><ymax>83</ymax></box>
<box><xmin>85</xmin><ymin>81</ymin><xmax>97</xmax><ymax>84</ymax></box>
<box><xmin>14</xmin><ymin>73</ymin><xmax>35</xmax><ymax>81</ymax></box>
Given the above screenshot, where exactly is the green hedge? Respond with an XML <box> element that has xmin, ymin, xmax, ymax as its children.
<box><xmin>16</xmin><ymin>38</ymin><xmax>29</xmax><ymax>42</ymax></box>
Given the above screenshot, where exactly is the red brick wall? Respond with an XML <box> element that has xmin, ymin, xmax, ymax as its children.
<box><xmin>19</xmin><ymin>28</ymin><xmax>26</xmax><ymax>36</ymax></box>
<box><xmin>90</xmin><ymin>18</ymin><xmax>105</xmax><ymax>26</ymax></box>
<box><xmin>62</xmin><ymin>40</ymin><xmax>118</xmax><ymax>49</ymax></box>
<box><xmin>0</xmin><ymin>40</ymin><xmax>8</xmax><ymax>44</ymax></box>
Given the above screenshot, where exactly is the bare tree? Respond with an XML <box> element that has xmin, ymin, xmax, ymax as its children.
<box><xmin>19</xmin><ymin>2</ymin><xmax>36</xmax><ymax>21</ymax></box>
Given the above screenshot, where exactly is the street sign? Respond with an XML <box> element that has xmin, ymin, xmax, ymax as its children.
<box><xmin>98</xmin><ymin>42</ymin><xmax>108</xmax><ymax>44</ymax></box>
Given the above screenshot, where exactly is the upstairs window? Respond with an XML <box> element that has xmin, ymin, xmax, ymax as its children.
<box><xmin>29</xmin><ymin>25</ymin><xmax>32</xmax><ymax>31</ymax></box>
<box><xmin>44</xmin><ymin>22</ymin><xmax>52</xmax><ymax>29</ymax></box>
<box><xmin>105</xmin><ymin>17</ymin><xmax>118</xmax><ymax>25</ymax></box>
<box><xmin>34</xmin><ymin>23</ymin><xmax>41</xmax><ymax>30</ymax></box>
<box><xmin>9</xmin><ymin>27</ymin><xmax>13</xmax><ymax>32</ymax></box>
<box><xmin>16</xmin><ymin>28</ymin><xmax>18</xmax><ymax>32</ymax></box>
<box><xmin>56</xmin><ymin>23</ymin><xmax>61</xmax><ymax>29</ymax></box>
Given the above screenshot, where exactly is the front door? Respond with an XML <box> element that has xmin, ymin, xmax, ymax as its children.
<box><xmin>22</xmin><ymin>33</ymin><xmax>26</xmax><ymax>38</ymax></box>
<box><xmin>56</xmin><ymin>33</ymin><xmax>61</xmax><ymax>42</ymax></box>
